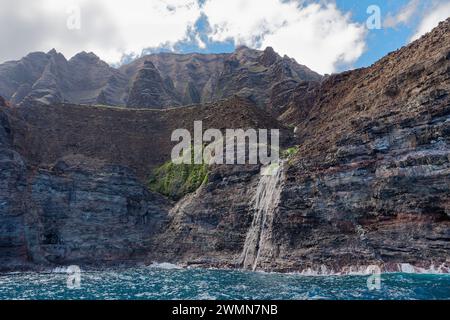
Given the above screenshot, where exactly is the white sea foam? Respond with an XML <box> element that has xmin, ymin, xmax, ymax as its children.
<box><xmin>1</xmin><ymin>266</ymin><xmax>449</xmax><ymax>299</ymax></box>
<box><xmin>197</xmin><ymin>292</ymin><xmax>217</xmax><ymax>300</ymax></box>
<box><xmin>399</xmin><ymin>263</ymin><xmax>416</xmax><ymax>274</ymax></box>
<box><xmin>51</xmin><ymin>266</ymin><xmax>71</xmax><ymax>273</ymax></box>
<box><xmin>288</xmin><ymin>263</ymin><xmax>450</xmax><ymax>276</ymax></box>
<box><xmin>395</xmin><ymin>263</ymin><xmax>450</xmax><ymax>274</ymax></box>
<box><xmin>174</xmin><ymin>263</ymin><xmax>450</xmax><ymax>277</ymax></box>
<box><xmin>295</xmin><ymin>265</ymin><xmax>376</xmax><ymax>277</ymax></box>
<box><xmin>149</xmin><ymin>262</ymin><xmax>182</xmax><ymax>270</ymax></box>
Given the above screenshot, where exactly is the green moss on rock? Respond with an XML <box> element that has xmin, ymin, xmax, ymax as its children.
<box><xmin>282</xmin><ymin>146</ymin><xmax>299</xmax><ymax>159</ymax></box>
<box><xmin>148</xmin><ymin>160</ymin><xmax>209</xmax><ymax>200</ymax></box>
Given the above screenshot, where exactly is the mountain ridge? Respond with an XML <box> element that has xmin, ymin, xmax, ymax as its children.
<box><xmin>0</xmin><ymin>46</ymin><xmax>321</xmax><ymax>111</ymax></box>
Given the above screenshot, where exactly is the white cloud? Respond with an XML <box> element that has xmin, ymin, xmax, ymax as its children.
<box><xmin>0</xmin><ymin>0</ymin><xmax>201</xmax><ymax>63</ymax></box>
<box><xmin>202</xmin><ymin>0</ymin><xmax>366</xmax><ymax>74</ymax></box>
<box><xmin>411</xmin><ymin>1</ymin><xmax>450</xmax><ymax>41</ymax></box>
<box><xmin>95</xmin><ymin>0</ymin><xmax>201</xmax><ymax>60</ymax></box>
<box><xmin>0</xmin><ymin>0</ymin><xmax>366</xmax><ymax>73</ymax></box>
<box><xmin>384</xmin><ymin>0</ymin><xmax>420</xmax><ymax>28</ymax></box>
<box><xmin>195</xmin><ymin>33</ymin><xmax>207</xmax><ymax>49</ymax></box>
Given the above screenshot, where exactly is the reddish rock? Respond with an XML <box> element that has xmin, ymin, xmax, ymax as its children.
<box><xmin>0</xmin><ymin>96</ymin><xmax>8</xmax><ymax>107</ymax></box>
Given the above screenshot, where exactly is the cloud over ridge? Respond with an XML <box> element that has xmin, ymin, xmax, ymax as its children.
<box><xmin>0</xmin><ymin>0</ymin><xmax>368</xmax><ymax>73</ymax></box>
<box><xmin>410</xmin><ymin>1</ymin><xmax>450</xmax><ymax>41</ymax></box>
<box><xmin>202</xmin><ymin>0</ymin><xmax>366</xmax><ymax>74</ymax></box>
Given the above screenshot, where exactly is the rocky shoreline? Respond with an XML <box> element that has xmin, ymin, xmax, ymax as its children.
<box><xmin>1</xmin><ymin>261</ymin><xmax>449</xmax><ymax>276</ymax></box>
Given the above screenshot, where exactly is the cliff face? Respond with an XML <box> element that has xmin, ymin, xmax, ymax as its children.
<box><xmin>267</xmin><ymin>19</ymin><xmax>450</xmax><ymax>271</ymax></box>
<box><xmin>28</xmin><ymin>155</ymin><xmax>172</xmax><ymax>266</ymax></box>
<box><xmin>0</xmin><ymin>97</ymin><xmax>287</xmax><ymax>270</ymax></box>
<box><xmin>0</xmin><ymin>20</ymin><xmax>449</xmax><ymax>272</ymax></box>
<box><xmin>0</xmin><ymin>105</ymin><xmax>29</xmax><ymax>269</ymax></box>
<box><xmin>150</xmin><ymin>19</ymin><xmax>450</xmax><ymax>272</ymax></box>
<box><xmin>8</xmin><ymin>97</ymin><xmax>284</xmax><ymax>180</ymax></box>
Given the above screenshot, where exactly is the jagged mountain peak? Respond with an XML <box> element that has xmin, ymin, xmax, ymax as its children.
<box><xmin>260</xmin><ymin>46</ymin><xmax>278</xmax><ymax>66</ymax></box>
<box><xmin>46</xmin><ymin>48</ymin><xmax>66</xmax><ymax>61</ymax></box>
<box><xmin>0</xmin><ymin>46</ymin><xmax>321</xmax><ymax>110</ymax></box>
<box><xmin>70</xmin><ymin>51</ymin><xmax>101</xmax><ymax>62</ymax></box>
<box><xmin>47</xmin><ymin>48</ymin><xmax>58</xmax><ymax>55</ymax></box>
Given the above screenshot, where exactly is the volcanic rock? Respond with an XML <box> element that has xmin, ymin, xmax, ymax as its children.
<box><xmin>0</xmin><ymin>19</ymin><xmax>449</xmax><ymax>272</ymax></box>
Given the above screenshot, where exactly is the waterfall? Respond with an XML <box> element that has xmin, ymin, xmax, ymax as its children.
<box><xmin>240</xmin><ymin>162</ymin><xmax>285</xmax><ymax>271</ymax></box>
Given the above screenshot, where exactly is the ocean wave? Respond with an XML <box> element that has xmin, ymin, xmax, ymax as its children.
<box><xmin>148</xmin><ymin>262</ymin><xmax>182</xmax><ymax>270</ymax></box>
<box><xmin>286</xmin><ymin>263</ymin><xmax>450</xmax><ymax>277</ymax></box>
<box><xmin>1</xmin><ymin>266</ymin><xmax>449</xmax><ymax>300</ymax></box>
<box><xmin>51</xmin><ymin>266</ymin><xmax>72</xmax><ymax>273</ymax></box>
<box><xmin>395</xmin><ymin>263</ymin><xmax>450</xmax><ymax>274</ymax></box>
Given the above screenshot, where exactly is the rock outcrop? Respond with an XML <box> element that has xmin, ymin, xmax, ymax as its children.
<box><xmin>127</xmin><ymin>61</ymin><xmax>181</xmax><ymax>108</ymax></box>
<box><xmin>0</xmin><ymin>96</ymin><xmax>7</xmax><ymax>107</ymax></box>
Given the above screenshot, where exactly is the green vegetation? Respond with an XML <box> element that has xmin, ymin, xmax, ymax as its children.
<box><xmin>148</xmin><ymin>150</ymin><xmax>209</xmax><ymax>200</ymax></box>
<box><xmin>286</xmin><ymin>123</ymin><xmax>296</xmax><ymax>130</ymax></box>
<box><xmin>281</xmin><ymin>146</ymin><xmax>299</xmax><ymax>159</ymax></box>
<box><xmin>281</xmin><ymin>146</ymin><xmax>300</xmax><ymax>166</ymax></box>
<box><xmin>248</xmin><ymin>65</ymin><xmax>268</xmax><ymax>73</ymax></box>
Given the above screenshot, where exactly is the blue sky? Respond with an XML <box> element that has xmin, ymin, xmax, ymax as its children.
<box><xmin>335</xmin><ymin>0</ymin><xmax>431</xmax><ymax>69</ymax></box>
<box><xmin>161</xmin><ymin>0</ymin><xmax>449</xmax><ymax>72</ymax></box>
<box><xmin>1</xmin><ymin>0</ymin><xmax>450</xmax><ymax>74</ymax></box>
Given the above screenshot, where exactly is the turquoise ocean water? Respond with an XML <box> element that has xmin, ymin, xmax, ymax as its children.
<box><xmin>0</xmin><ymin>266</ymin><xmax>449</xmax><ymax>300</ymax></box>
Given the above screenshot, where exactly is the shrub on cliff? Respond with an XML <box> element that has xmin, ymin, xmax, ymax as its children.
<box><xmin>148</xmin><ymin>160</ymin><xmax>208</xmax><ymax>200</ymax></box>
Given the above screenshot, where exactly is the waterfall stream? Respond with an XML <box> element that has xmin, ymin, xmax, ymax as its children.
<box><xmin>240</xmin><ymin>162</ymin><xmax>285</xmax><ymax>271</ymax></box>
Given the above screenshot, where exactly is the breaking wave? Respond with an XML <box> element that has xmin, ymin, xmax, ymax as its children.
<box><xmin>148</xmin><ymin>262</ymin><xmax>182</xmax><ymax>270</ymax></box>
